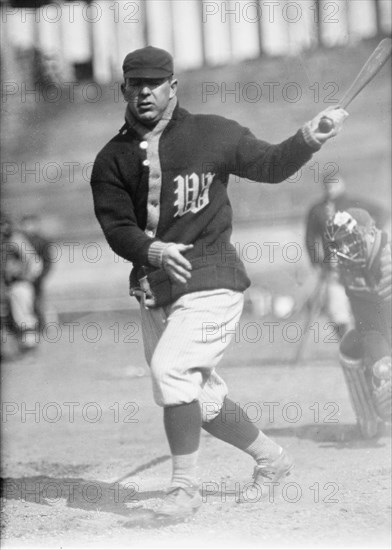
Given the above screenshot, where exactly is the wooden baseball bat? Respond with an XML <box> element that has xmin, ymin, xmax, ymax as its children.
<box><xmin>318</xmin><ymin>38</ymin><xmax>392</xmax><ymax>133</ymax></box>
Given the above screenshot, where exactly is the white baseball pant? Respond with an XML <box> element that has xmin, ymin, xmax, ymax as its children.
<box><xmin>140</xmin><ymin>289</ymin><xmax>244</xmax><ymax>421</ymax></box>
<box><xmin>8</xmin><ymin>281</ymin><xmax>38</xmax><ymax>330</ymax></box>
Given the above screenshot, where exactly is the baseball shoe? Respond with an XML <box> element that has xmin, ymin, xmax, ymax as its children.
<box><xmin>236</xmin><ymin>450</ymin><xmax>294</xmax><ymax>504</ymax></box>
<box><xmin>154</xmin><ymin>485</ymin><xmax>202</xmax><ymax>521</ymax></box>
<box><xmin>252</xmin><ymin>450</ymin><xmax>294</xmax><ymax>486</ymax></box>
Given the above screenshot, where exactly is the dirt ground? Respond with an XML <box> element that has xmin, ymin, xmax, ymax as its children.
<box><xmin>1</xmin><ymin>310</ymin><xmax>391</xmax><ymax>550</ymax></box>
<box><xmin>1</xmin><ymin>36</ymin><xmax>391</xmax><ymax>550</ymax></box>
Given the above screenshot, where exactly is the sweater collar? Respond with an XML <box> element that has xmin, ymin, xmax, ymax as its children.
<box><xmin>124</xmin><ymin>96</ymin><xmax>178</xmax><ymax>139</ymax></box>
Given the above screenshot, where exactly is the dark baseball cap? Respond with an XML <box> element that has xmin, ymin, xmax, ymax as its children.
<box><xmin>122</xmin><ymin>46</ymin><xmax>174</xmax><ymax>79</ymax></box>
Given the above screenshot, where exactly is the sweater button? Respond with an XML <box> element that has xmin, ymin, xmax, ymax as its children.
<box><xmin>139</xmin><ymin>141</ymin><xmax>148</xmax><ymax>149</ymax></box>
<box><xmin>142</xmin><ymin>160</ymin><xmax>150</xmax><ymax>167</ymax></box>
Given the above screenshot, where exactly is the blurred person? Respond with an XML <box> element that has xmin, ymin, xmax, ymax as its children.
<box><xmin>0</xmin><ymin>216</ymin><xmax>43</xmax><ymax>351</ymax></box>
<box><xmin>305</xmin><ymin>174</ymin><xmax>389</xmax><ymax>336</ymax></box>
<box><xmin>325</xmin><ymin>208</ymin><xmax>391</xmax><ymax>438</ymax></box>
<box><xmin>19</xmin><ymin>214</ymin><xmax>54</xmax><ymax>328</ymax></box>
<box><xmin>90</xmin><ymin>46</ymin><xmax>348</xmax><ymax>521</ymax></box>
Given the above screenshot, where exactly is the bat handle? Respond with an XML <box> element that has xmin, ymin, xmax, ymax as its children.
<box><xmin>318</xmin><ymin>116</ymin><xmax>335</xmax><ymax>133</ymax></box>
<box><xmin>317</xmin><ymin>104</ymin><xmax>344</xmax><ymax>133</ymax></box>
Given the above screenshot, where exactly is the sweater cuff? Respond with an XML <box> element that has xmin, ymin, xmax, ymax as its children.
<box><xmin>148</xmin><ymin>241</ymin><xmax>174</xmax><ymax>267</ymax></box>
<box><xmin>301</xmin><ymin>122</ymin><xmax>322</xmax><ymax>151</ymax></box>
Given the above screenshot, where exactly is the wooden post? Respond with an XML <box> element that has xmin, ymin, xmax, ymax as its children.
<box><xmin>197</xmin><ymin>0</ymin><xmax>207</xmax><ymax>66</ymax></box>
<box><xmin>140</xmin><ymin>0</ymin><xmax>149</xmax><ymax>46</ymax></box>
<box><xmin>167</xmin><ymin>0</ymin><xmax>176</xmax><ymax>58</ymax></box>
<box><xmin>374</xmin><ymin>0</ymin><xmax>383</xmax><ymax>36</ymax></box>
<box><xmin>256</xmin><ymin>11</ymin><xmax>263</xmax><ymax>57</ymax></box>
<box><xmin>314</xmin><ymin>0</ymin><xmax>323</xmax><ymax>47</ymax></box>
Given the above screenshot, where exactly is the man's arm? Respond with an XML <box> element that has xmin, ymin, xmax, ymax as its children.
<box><xmin>376</xmin><ymin>241</ymin><xmax>391</xmax><ymax>301</ymax></box>
<box><xmin>233</xmin><ymin>129</ymin><xmax>316</xmax><ymax>183</ymax></box>
<box><xmin>91</xmin><ymin>155</ymin><xmax>196</xmax><ymax>284</ymax></box>
<box><xmin>90</xmin><ymin>156</ymin><xmax>154</xmax><ymax>266</ymax></box>
<box><xmin>232</xmin><ymin>108</ymin><xmax>347</xmax><ymax>183</ymax></box>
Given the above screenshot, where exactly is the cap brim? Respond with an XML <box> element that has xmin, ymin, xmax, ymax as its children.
<box><xmin>123</xmin><ymin>68</ymin><xmax>172</xmax><ymax>79</ymax></box>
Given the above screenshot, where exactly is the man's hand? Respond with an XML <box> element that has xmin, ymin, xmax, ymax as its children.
<box><xmin>302</xmin><ymin>106</ymin><xmax>348</xmax><ymax>148</ymax></box>
<box><xmin>162</xmin><ymin>243</ymin><xmax>193</xmax><ymax>285</ymax></box>
<box><xmin>313</xmin><ymin>106</ymin><xmax>349</xmax><ymax>143</ymax></box>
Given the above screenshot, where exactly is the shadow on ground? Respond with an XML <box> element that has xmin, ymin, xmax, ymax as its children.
<box><xmin>0</xmin><ymin>474</ymin><xmax>163</xmax><ymax>515</ymax></box>
<box><xmin>0</xmin><ymin>472</ymin><xmax>202</xmax><ymax>528</ymax></box>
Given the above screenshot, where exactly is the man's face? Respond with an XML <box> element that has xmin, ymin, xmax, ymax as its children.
<box><xmin>121</xmin><ymin>77</ymin><xmax>177</xmax><ymax>126</ymax></box>
<box><xmin>323</xmin><ymin>178</ymin><xmax>345</xmax><ymax>200</ymax></box>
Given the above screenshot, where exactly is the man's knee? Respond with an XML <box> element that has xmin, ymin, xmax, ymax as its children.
<box><xmin>150</xmin><ymin>353</ymin><xmax>172</xmax><ymax>383</ymax></box>
<box><xmin>200</xmin><ymin>401</ymin><xmax>221</xmax><ymax>422</ymax></box>
<box><xmin>150</xmin><ymin>357</ymin><xmax>202</xmax><ymax>408</ymax></box>
<box><xmin>153</xmin><ymin>389</ymin><xmax>200</xmax><ymax>408</ymax></box>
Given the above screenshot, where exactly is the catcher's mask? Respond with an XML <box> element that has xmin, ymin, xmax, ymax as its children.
<box><xmin>324</xmin><ymin>211</ymin><xmax>368</xmax><ymax>268</ymax></box>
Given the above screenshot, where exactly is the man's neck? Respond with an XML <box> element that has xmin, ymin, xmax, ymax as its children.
<box><xmin>125</xmin><ymin>96</ymin><xmax>178</xmax><ymax>136</ymax></box>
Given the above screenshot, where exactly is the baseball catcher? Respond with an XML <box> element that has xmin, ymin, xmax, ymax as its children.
<box><xmin>325</xmin><ymin>208</ymin><xmax>391</xmax><ymax>438</ymax></box>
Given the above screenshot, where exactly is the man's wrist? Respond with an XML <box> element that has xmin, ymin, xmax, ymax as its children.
<box><xmin>301</xmin><ymin>122</ymin><xmax>322</xmax><ymax>150</ymax></box>
<box><xmin>148</xmin><ymin>241</ymin><xmax>175</xmax><ymax>267</ymax></box>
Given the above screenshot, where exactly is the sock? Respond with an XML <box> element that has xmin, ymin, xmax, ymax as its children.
<box><xmin>202</xmin><ymin>397</ymin><xmax>260</xmax><ymax>449</ymax></box>
<box><xmin>163</xmin><ymin>400</ymin><xmax>201</xmax><ymax>454</ymax></box>
<box><xmin>202</xmin><ymin>397</ymin><xmax>282</xmax><ymax>463</ymax></box>
<box><xmin>171</xmin><ymin>452</ymin><xmax>199</xmax><ymax>488</ymax></box>
<box><xmin>164</xmin><ymin>401</ymin><xmax>201</xmax><ymax>489</ymax></box>
<box><xmin>244</xmin><ymin>431</ymin><xmax>283</xmax><ymax>465</ymax></box>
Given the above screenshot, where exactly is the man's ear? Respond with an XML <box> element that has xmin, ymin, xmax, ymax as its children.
<box><xmin>169</xmin><ymin>78</ymin><xmax>178</xmax><ymax>99</ymax></box>
<box><xmin>120</xmin><ymin>82</ymin><xmax>126</xmax><ymax>97</ymax></box>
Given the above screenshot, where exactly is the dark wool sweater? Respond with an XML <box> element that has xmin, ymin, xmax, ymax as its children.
<box><xmin>91</xmin><ymin>103</ymin><xmax>318</xmax><ymax>307</ymax></box>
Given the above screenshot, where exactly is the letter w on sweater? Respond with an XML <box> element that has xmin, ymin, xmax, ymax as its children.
<box><xmin>174</xmin><ymin>172</ymin><xmax>215</xmax><ymax>217</ymax></box>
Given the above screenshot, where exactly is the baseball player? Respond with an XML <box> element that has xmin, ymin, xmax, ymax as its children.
<box><xmin>90</xmin><ymin>46</ymin><xmax>348</xmax><ymax>520</ymax></box>
<box><xmin>0</xmin><ymin>216</ymin><xmax>43</xmax><ymax>351</ymax></box>
<box><xmin>305</xmin><ymin>174</ymin><xmax>389</xmax><ymax>338</ymax></box>
<box><xmin>325</xmin><ymin>208</ymin><xmax>391</xmax><ymax>438</ymax></box>
<box><xmin>19</xmin><ymin>214</ymin><xmax>54</xmax><ymax>330</ymax></box>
